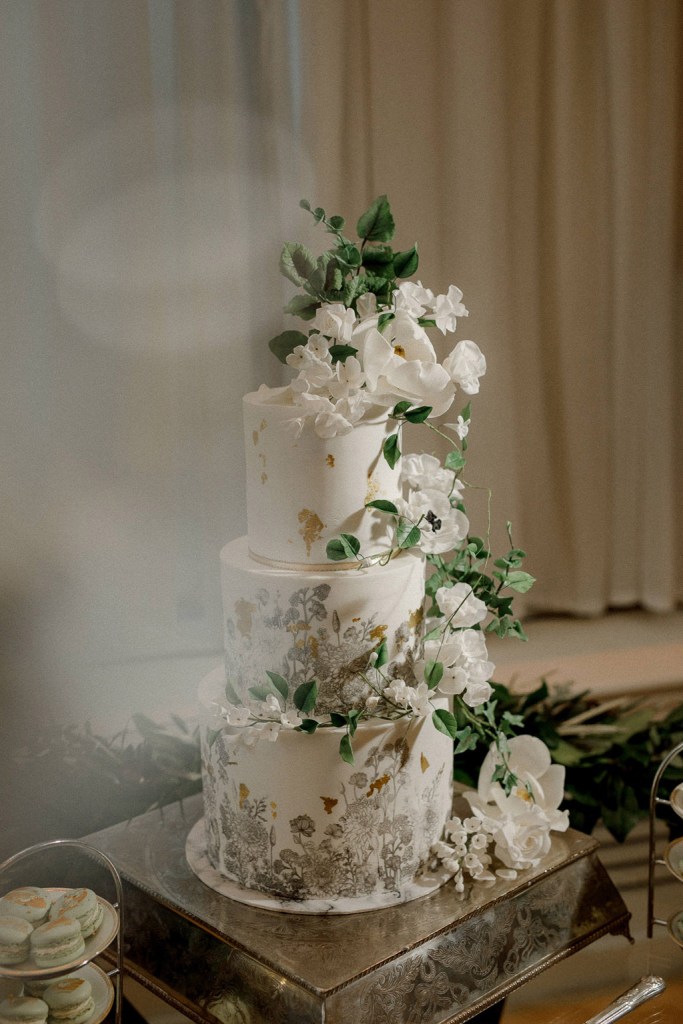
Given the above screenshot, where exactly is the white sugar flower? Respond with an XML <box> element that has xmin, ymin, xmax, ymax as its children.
<box><xmin>443</xmin><ymin>416</ymin><xmax>470</xmax><ymax>440</ymax></box>
<box><xmin>465</xmin><ymin>736</ymin><xmax>570</xmax><ymax>872</ymax></box>
<box><xmin>433</xmin><ymin>285</ymin><xmax>468</xmax><ymax>334</ymax></box>
<box><xmin>307</xmin><ymin>332</ymin><xmax>331</xmax><ymax>359</ymax></box>
<box><xmin>312</xmin><ymin>302</ymin><xmax>356</xmax><ymax>342</ymax></box>
<box><xmin>356</xmin><ymin>292</ymin><xmax>377</xmax><ymax>318</ymax></box>
<box><xmin>435</xmin><ymin>582</ymin><xmax>487</xmax><ymax>627</ymax></box>
<box><xmin>382</xmin><ymin>358</ymin><xmax>455</xmax><ymax>418</ymax></box>
<box><xmin>396</xmin><ymin>489</ymin><xmax>469</xmax><ymax>554</ymax></box>
<box><xmin>314</xmin><ymin>408</ymin><xmax>354</xmax><ymax>438</ymax></box>
<box><xmin>328</xmin><ymin>355</ymin><xmax>365</xmax><ymax>399</ymax></box>
<box><xmin>394</xmin><ymin>280</ymin><xmax>435</xmax><ymax>316</ymax></box>
<box><xmin>388</xmin><ymin>311</ymin><xmax>437</xmax><ymax>361</ymax></box>
<box><xmin>408</xmin><ymin>682</ymin><xmax>432</xmax><ymax>717</ymax></box>
<box><xmin>261</xmin><ymin>721</ymin><xmax>281</xmax><ymax>742</ymax></box>
<box><xmin>223</xmin><ymin>705</ymin><xmax>251</xmax><ymax>728</ymax></box>
<box><xmin>400</xmin><ymin>453</ymin><xmax>456</xmax><ymax>496</ymax></box>
<box><xmin>443</xmin><ymin>339</ymin><xmax>487</xmax><ymax>394</ymax></box>
<box><xmin>280</xmin><ymin>709</ymin><xmax>303</xmax><ymax>729</ymax></box>
<box><xmin>383</xmin><ymin>678</ymin><xmax>411</xmax><ymax>706</ymax></box>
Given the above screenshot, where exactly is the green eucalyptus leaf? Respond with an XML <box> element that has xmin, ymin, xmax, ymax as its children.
<box><xmin>393</xmin><ymin>244</ymin><xmax>419</xmax><ymax>278</ymax></box>
<box><xmin>330</xmin><ymin>712</ymin><xmax>347</xmax><ymax>728</ymax></box>
<box><xmin>357</xmin><ymin>195</ymin><xmax>395</xmax><ymax>243</ymax></box>
<box><xmin>266</xmin><ymin>671</ymin><xmax>289</xmax><ymax>702</ymax></box>
<box><xmin>225</xmin><ymin>681</ymin><xmax>242</xmax><ymax>706</ymax></box>
<box><xmin>342</xmin><ymin>274</ymin><xmax>370</xmax><ymax>306</ymax></box>
<box><xmin>374</xmin><ymin>638</ymin><xmax>388</xmax><ymax>668</ymax></box>
<box><xmin>392</xmin><ymin>400</ymin><xmax>412</xmax><ymax>417</ymax></box>
<box><xmin>313</xmin><ymin>206</ymin><xmax>326</xmax><ymax>223</ymax></box>
<box><xmin>293</xmin><ymin>680</ymin><xmax>318</xmax><ymax>714</ymax></box>
<box><xmin>339</xmin><ymin>733</ymin><xmax>354</xmax><ymax>764</ymax></box>
<box><xmin>424</xmin><ymin>660</ymin><xmax>444</xmax><ymax>690</ymax></box>
<box><xmin>366</xmin><ymin>499</ymin><xmax>398</xmax><ymax>514</ymax></box>
<box><xmin>329</xmin><ymin>344</ymin><xmax>358</xmax><ymax>364</ymax></box>
<box><xmin>444</xmin><ymin>449</ymin><xmax>466</xmax><ymax>473</ymax></box>
<box><xmin>383</xmin><ymin>433</ymin><xmax>401</xmax><ymax>469</ymax></box>
<box><xmin>284</xmin><ymin>294</ymin><xmax>320</xmax><ymax>320</ymax></box>
<box><xmin>326</xmin><ymin>534</ymin><xmax>361</xmax><ymax>561</ymax></box>
<box><xmin>404</xmin><ymin>405</ymin><xmax>432</xmax><ymax>424</ymax></box>
<box><xmin>328</xmin><ymin>214</ymin><xmax>345</xmax><ymax>231</ymax></box>
<box><xmin>248</xmin><ymin>685</ymin><xmax>273</xmax><ymax>702</ymax></box>
<box><xmin>280</xmin><ymin>242</ymin><xmax>317</xmax><ymax>286</ymax></box>
<box><xmin>503</xmin><ymin>571</ymin><xmax>536</xmax><ymax>593</ymax></box>
<box><xmin>432</xmin><ymin>707</ymin><xmax>459</xmax><ymax>739</ymax></box>
<box><xmin>335</xmin><ymin>243</ymin><xmax>362</xmax><ymax>268</ymax></box>
<box><xmin>298</xmin><ymin>718</ymin><xmax>319</xmax><ymax>734</ymax></box>
<box><xmin>268</xmin><ymin>330</ymin><xmax>308</xmax><ymax>364</ymax></box>
<box><xmin>397</xmin><ymin>520</ymin><xmax>421</xmax><ymax>549</ymax></box>
<box><xmin>299</xmin><ymin>198</ymin><xmax>311</xmax><ymax>211</ymax></box>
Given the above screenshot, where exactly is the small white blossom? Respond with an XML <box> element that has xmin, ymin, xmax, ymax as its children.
<box><xmin>280</xmin><ymin>709</ymin><xmax>303</xmax><ymax>729</ymax></box>
<box><xmin>383</xmin><ymin>679</ymin><xmax>411</xmax><ymax>706</ymax></box>
<box><xmin>408</xmin><ymin>682</ymin><xmax>432</xmax><ymax>717</ymax></box>
<box><xmin>433</xmin><ymin>284</ymin><xmax>468</xmax><ymax>334</ymax></box>
<box><xmin>396</xmin><ymin>489</ymin><xmax>469</xmax><ymax>555</ymax></box>
<box><xmin>443</xmin><ymin>416</ymin><xmax>470</xmax><ymax>440</ymax></box>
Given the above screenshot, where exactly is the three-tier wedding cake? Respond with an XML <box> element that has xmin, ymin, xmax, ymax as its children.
<box><xmin>187</xmin><ymin>196</ymin><xmax>540</xmax><ymax>913</ymax></box>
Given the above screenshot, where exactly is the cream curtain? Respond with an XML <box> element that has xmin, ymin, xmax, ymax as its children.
<box><xmin>300</xmin><ymin>0</ymin><xmax>683</xmax><ymax>616</ymax></box>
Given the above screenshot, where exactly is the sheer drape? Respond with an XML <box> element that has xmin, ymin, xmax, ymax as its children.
<box><xmin>301</xmin><ymin>0</ymin><xmax>683</xmax><ymax>615</ymax></box>
<box><xmin>1</xmin><ymin>0</ymin><xmax>306</xmax><ymax>728</ymax></box>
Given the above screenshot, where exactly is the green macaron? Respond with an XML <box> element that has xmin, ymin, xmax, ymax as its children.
<box><xmin>0</xmin><ymin>996</ymin><xmax>48</xmax><ymax>1024</ymax></box>
<box><xmin>49</xmin><ymin>891</ymin><xmax>102</xmax><ymax>940</ymax></box>
<box><xmin>0</xmin><ymin>889</ymin><xmax>50</xmax><ymax>927</ymax></box>
<box><xmin>43</xmin><ymin>978</ymin><xmax>94</xmax><ymax>1024</ymax></box>
<box><xmin>0</xmin><ymin>915</ymin><xmax>33</xmax><ymax>965</ymax></box>
<box><xmin>29</xmin><ymin>917</ymin><xmax>85</xmax><ymax>969</ymax></box>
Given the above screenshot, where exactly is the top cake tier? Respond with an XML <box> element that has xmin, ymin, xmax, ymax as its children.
<box><xmin>243</xmin><ymin>388</ymin><xmax>400</xmax><ymax>566</ymax></box>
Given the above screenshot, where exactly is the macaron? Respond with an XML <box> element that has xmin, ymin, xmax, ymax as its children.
<box><xmin>43</xmin><ymin>978</ymin><xmax>94</xmax><ymax>1024</ymax></box>
<box><xmin>49</xmin><ymin>891</ymin><xmax>102</xmax><ymax>940</ymax></box>
<box><xmin>0</xmin><ymin>996</ymin><xmax>48</xmax><ymax>1024</ymax></box>
<box><xmin>0</xmin><ymin>916</ymin><xmax>33</xmax><ymax>965</ymax></box>
<box><xmin>29</xmin><ymin>917</ymin><xmax>85</xmax><ymax>969</ymax></box>
<box><xmin>22</xmin><ymin>978</ymin><xmax>72</xmax><ymax>1001</ymax></box>
<box><xmin>0</xmin><ymin>890</ymin><xmax>50</xmax><ymax>926</ymax></box>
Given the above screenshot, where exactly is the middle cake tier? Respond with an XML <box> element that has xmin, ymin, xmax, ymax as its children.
<box><xmin>221</xmin><ymin>537</ymin><xmax>425</xmax><ymax>714</ymax></box>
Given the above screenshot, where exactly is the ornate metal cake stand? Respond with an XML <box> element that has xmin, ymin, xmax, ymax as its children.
<box><xmin>83</xmin><ymin>794</ymin><xmax>631</xmax><ymax>1024</ymax></box>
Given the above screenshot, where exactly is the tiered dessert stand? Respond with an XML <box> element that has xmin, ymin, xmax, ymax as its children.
<box><xmin>647</xmin><ymin>738</ymin><xmax>683</xmax><ymax>947</ymax></box>
<box><xmin>0</xmin><ymin>839</ymin><xmax>124</xmax><ymax>1024</ymax></box>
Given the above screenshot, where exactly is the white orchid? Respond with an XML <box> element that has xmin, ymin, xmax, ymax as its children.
<box><xmin>465</xmin><ymin>736</ymin><xmax>570</xmax><ymax>872</ymax></box>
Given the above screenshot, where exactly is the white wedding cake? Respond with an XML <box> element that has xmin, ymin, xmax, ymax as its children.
<box><xmin>187</xmin><ymin>196</ymin><xmax>547</xmax><ymax>914</ymax></box>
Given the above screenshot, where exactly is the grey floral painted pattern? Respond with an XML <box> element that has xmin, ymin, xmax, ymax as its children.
<box><xmin>224</xmin><ymin>583</ymin><xmax>421</xmax><ymax>713</ymax></box>
<box><xmin>204</xmin><ymin>733</ymin><xmax>446</xmax><ymax>902</ymax></box>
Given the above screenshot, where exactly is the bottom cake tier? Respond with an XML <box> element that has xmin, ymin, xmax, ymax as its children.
<box><xmin>190</xmin><ymin>668</ymin><xmax>454</xmax><ymax>914</ymax></box>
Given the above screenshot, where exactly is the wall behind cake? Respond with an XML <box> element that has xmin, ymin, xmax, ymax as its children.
<box><xmin>0</xmin><ymin>0</ymin><xmax>313</xmax><ymax>745</ymax></box>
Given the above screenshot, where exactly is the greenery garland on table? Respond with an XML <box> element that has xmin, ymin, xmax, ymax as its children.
<box><xmin>4</xmin><ymin>687</ymin><xmax>682</xmax><ymax>861</ymax></box>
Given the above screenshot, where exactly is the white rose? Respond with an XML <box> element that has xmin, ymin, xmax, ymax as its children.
<box><xmin>442</xmin><ymin>340</ymin><xmax>487</xmax><ymax>394</ymax></box>
<box><xmin>400</xmin><ymin>453</ymin><xmax>455</xmax><ymax>495</ymax></box>
<box><xmin>312</xmin><ymin>302</ymin><xmax>357</xmax><ymax>342</ymax></box>
<box><xmin>435</xmin><ymin>582</ymin><xmax>487</xmax><ymax>627</ymax></box>
<box><xmin>393</xmin><ymin>280</ymin><xmax>435</xmax><ymax>316</ymax></box>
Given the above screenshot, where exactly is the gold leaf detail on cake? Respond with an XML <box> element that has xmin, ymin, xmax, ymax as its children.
<box><xmin>420</xmin><ymin>752</ymin><xmax>430</xmax><ymax>773</ymax></box>
<box><xmin>260</xmin><ymin>419</ymin><xmax>267</xmax><ymax>431</ymax></box>
<box><xmin>239</xmin><ymin>783</ymin><xmax>250</xmax><ymax>809</ymax></box>
<box><xmin>297</xmin><ymin>508</ymin><xmax>325</xmax><ymax>555</ymax></box>
<box><xmin>369</xmin><ymin>624</ymin><xmax>388</xmax><ymax>642</ymax></box>
<box><xmin>365</xmin><ymin>473</ymin><xmax>380</xmax><ymax>504</ymax></box>
<box><xmin>234</xmin><ymin>599</ymin><xmax>257</xmax><ymax>638</ymax></box>
<box><xmin>252</xmin><ymin>430</ymin><xmax>259</xmax><ymax>445</ymax></box>
<box><xmin>408</xmin><ymin>606</ymin><xmax>425</xmax><ymax>630</ymax></box>
<box><xmin>320</xmin><ymin>796</ymin><xmax>338</xmax><ymax>814</ymax></box>
<box><xmin>261</xmin><ymin>472</ymin><xmax>268</xmax><ymax>484</ymax></box>
<box><xmin>366</xmin><ymin>773</ymin><xmax>391</xmax><ymax>797</ymax></box>
<box><xmin>326</xmin><ymin>454</ymin><xmax>335</xmax><ymax>467</ymax></box>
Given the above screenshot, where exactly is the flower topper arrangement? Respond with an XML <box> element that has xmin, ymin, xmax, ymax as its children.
<box><xmin>214</xmin><ymin>196</ymin><xmax>569</xmax><ymax>876</ymax></box>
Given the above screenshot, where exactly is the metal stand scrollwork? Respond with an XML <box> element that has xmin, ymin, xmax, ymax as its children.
<box><xmin>0</xmin><ymin>839</ymin><xmax>124</xmax><ymax>1024</ymax></box>
<box><xmin>647</xmin><ymin>738</ymin><xmax>683</xmax><ymax>946</ymax></box>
